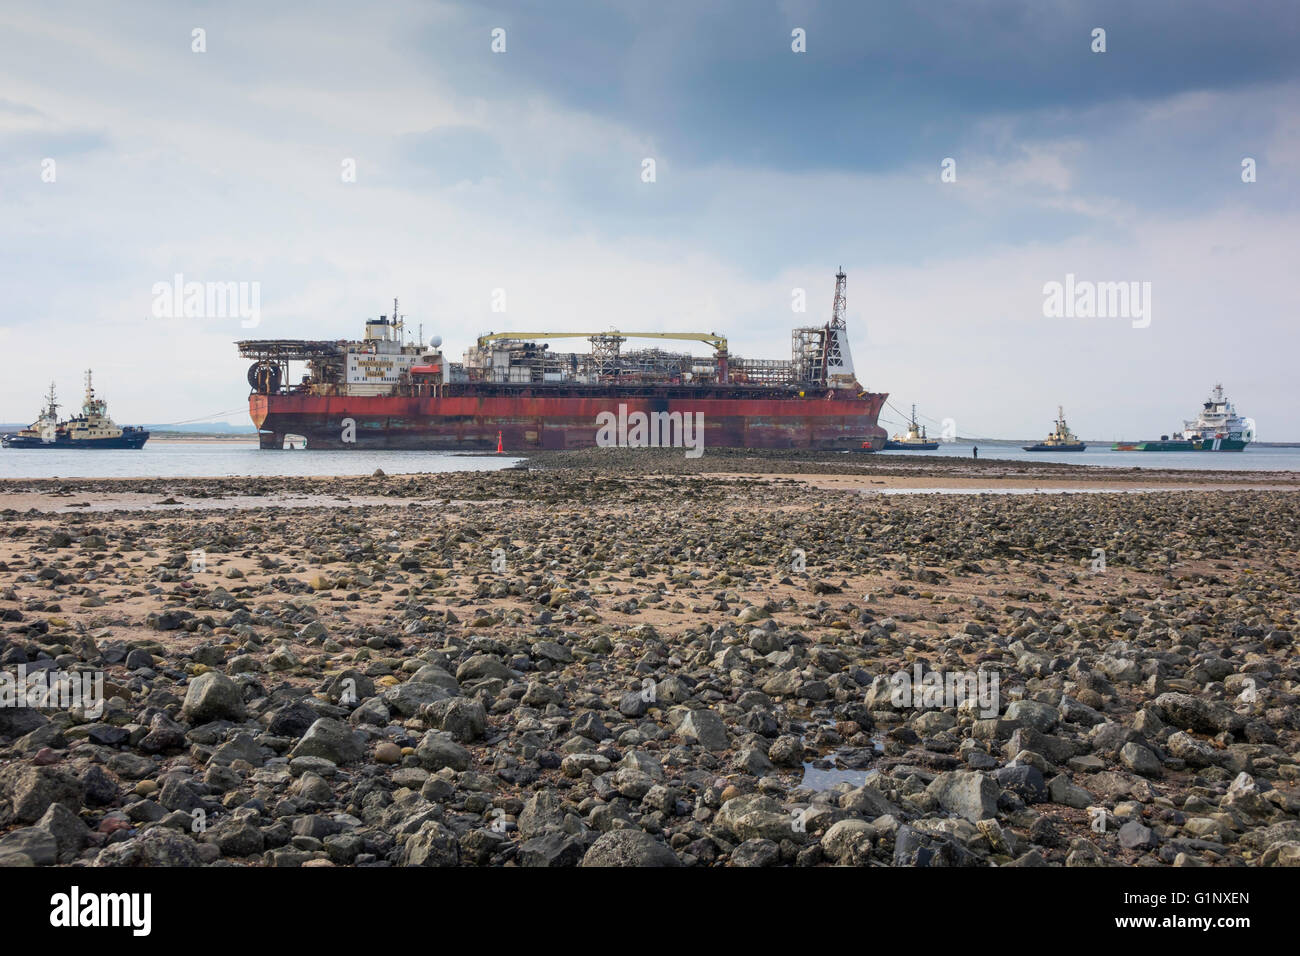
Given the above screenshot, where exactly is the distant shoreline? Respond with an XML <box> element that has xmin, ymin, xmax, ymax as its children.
<box><xmin>147</xmin><ymin>434</ymin><xmax>259</xmax><ymax>443</ymax></box>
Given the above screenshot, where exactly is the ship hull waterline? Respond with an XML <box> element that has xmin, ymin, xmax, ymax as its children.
<box><xmin>1111</xmin><ymin>439</ymin><xmax>1247</xmax><ymax>452</ymax></box>
<box><xmin>1</xmin><ymin>434</ymin><xmax>149</xmax><ymax>450</ymax></box>
<box><xmin>249</xmin><ymin>392</ymin><xmax>888</xmax><ymax>451</ymax></box>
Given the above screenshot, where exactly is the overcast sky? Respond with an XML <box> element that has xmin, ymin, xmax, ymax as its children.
<box><xmin>1</xmin><ymin>0</ymin><xmax>1297</xmax><ymax>439</ymax></box>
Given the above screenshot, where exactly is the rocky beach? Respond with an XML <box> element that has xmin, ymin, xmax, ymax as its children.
<box><xmin>1</xmin><ymin>450</ymin><xmax>1298</xmax><ymax>868</ymax></box>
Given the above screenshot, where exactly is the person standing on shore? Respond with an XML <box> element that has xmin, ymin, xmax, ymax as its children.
<box><xmin>973</xmin><ymin>446</ymin><xmax>978</xmax><ymax>459</ymax></box>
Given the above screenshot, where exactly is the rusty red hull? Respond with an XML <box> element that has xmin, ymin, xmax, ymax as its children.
<box><xmin>250</xmin><ymin>387</ymin><xmax>887</xmax><ymax>451</ymax></box>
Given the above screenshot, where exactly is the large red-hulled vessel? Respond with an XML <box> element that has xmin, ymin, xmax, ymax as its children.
<box><xmin>237</xmin><ymin>270</ymin><xmax>887</xmax><ymax>452</ymax></box>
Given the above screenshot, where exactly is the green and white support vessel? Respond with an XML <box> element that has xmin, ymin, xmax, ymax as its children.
<box><xmin>1112</xmin><ymin>384</ymin><xmax>1254</xmax><ymax>451</ymax></box>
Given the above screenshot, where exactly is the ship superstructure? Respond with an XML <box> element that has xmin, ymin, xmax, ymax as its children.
<box><xmin>1</xmin><ymin>372</ymin><xmax>150</xmax><ymax>449</ymax></box>
<box><xmin>237</xmin><ymin>272</ymin><xmax>888</xmax><ymax>451</ymax></box>
<box><xmin>1181</xmin><ymin>384</ymin><xmax>1254</xmax><ymax>444</ymax></box>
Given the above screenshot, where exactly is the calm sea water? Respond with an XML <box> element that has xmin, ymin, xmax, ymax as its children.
<box><xmin>0</xmin><ymin>439</ymin><xmax>1296</xmax><ymax>480</ymax></box>
<box><xmin>0</xmin><ymin>441</ymin><xmax>524</xmax><ymax>479</ymax></box>
<box><xmin>885</xmin><ymin>441</ymin><xmax>1300</xmax><ymax>473</ymax></box>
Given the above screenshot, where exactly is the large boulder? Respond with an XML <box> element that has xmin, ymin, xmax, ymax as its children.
<box><xmin>2</xmin><ymin>766</ymin><xmax>85</xmax><ymax>825</ymax></box>
<box><xmin>893</xmin><ymin>824</ymin><xmax>977</xmax><ymax>867</ymax></box>
<box><xmin>1155</xmin><ymin>692</ymin><xmax>1244</xmax><ymax>735</ymax></box>
<box><xmin>1004</xmin><ymin>700</ymin><xmax>1058</xmax><ymax>732</ymax></box>
<box><xmin>138</xmin><ymin>712</ymin><xmax>187</xmax><ymax>753</ymax></box>
<box><xmin>414</xmin><ymin>731</ymin><xmax>470</xmax><ymax>772</ymax></box>
<box><xmin>0</xmin><ymin>828</ymin><xmax>57</xmax><ymax>866</ymax></box>
<box><xmin>518</xmin><ymin>790</ymin><xmax>570</xmax><ymax>839</ymax></box>
<box><xmin>516</xmin><ymin>832</ymin><xmax>586</xmax><ymax>867</ymax></box>
<box><xmin>581</xmin><ymin>830</ymin><xmax>680</xmax><ymax>867</ymax></box>
<box><xmin>716</xmin><ymin>794</ymin><xmax>797</xmax><ymax>843</ymax></box>
<box><xmin>289</xmin><ymin>718</ymin><xmax>364</xmax><ymax>765</ymax></box>
<box><xmin>0</xmin><ymin>707</ymin><xmax>49</xmax><ymax>743</ymax></box>
<box><xmin>93</xmin><ymin>828</ymin><xmax>204</xmax><ymax>867</ymax></box>
<box><xmin>927</xmin><ymin>770</ymin><xmax>999</xmax><ymax>822</ymax></box>
<box><xmin>36</xmin><ymin>803</ymin><xmax>89</xmax><ymax>863</ymax></box>
<box><xmin>181</xmin><ymin>671</ymin><xmax>245</xmax><ymax>723</ymax></box>
<box><xmin>382</xmin><ymin>682</ymin><xmax>452</xmax><ymax>717</ymax></box>
<box><xmin>676</xmin><ymin>709</ymin><xmax>730</xmax><ymax>751</ymax></box>
<box><xmin>423</xmin><ymin>697</ymin><xmax>486</xmax><ymax>742</ymax></box>
<box><xmin>820</xmin><ymin>819</ymin><xmax>875</xmax><ymax>863</ymax></box>
<box><xmin>401</xmin><ymin>821</ymin><xmax>460</xmax><ymax>866</ymax></box>
<box><xmin>994</xmin><ymin>764</ymin><xmax>1048</xmax><ymax>804</ymax></box>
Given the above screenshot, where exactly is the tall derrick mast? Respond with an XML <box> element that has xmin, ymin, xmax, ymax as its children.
<box><xmin>824</xmin><ymin>267</ymin><xmax>857</xmax><ymax>387</ymax></box>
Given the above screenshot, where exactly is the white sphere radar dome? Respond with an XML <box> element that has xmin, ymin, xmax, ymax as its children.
<box><xmin>430</xmin><ymin>335</ymin><xmax>442</xmax><ymax>349</ymax></box>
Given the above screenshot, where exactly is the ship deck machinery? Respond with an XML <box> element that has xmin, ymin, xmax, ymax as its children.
<box><xmin>237</xmin><ymin>274</ymin><xmax>888</xmax><ymax>451</ymax></box>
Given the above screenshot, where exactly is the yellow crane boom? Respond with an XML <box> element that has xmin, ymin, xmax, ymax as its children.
<box><xmin>477</xmin><ymin>330</ymin><xmax>727</xmax><ymax>351</ymax></box>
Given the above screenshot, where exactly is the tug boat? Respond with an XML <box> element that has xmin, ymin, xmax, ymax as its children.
<box><xmin>1</xmin><ymin>372</ymin><xmax>149</xmax><ymax>449</ymax></box>
<box><xmin>882</xmin><ymin>405</ymin><xmax>940</xmax><ymax>450</ymax></box>
<box><xmin>1112</xmin><ymin>384</ymin><xmax>1253</xmax><ymax>451</ymax></box>
<box><xmin>1023</xmin><ymin>406</ymin><xmax>1086</xmax><ymax>451</ymax></box>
